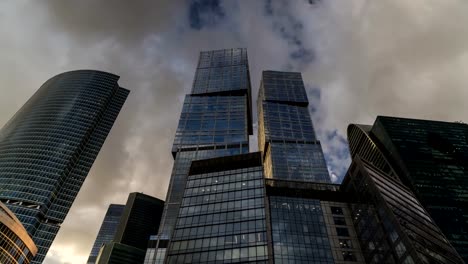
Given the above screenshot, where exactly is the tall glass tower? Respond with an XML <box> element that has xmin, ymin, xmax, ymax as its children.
<box><xmin>258</xmin><ymin>71</ymin><xmax>329</xmax><ymax>182</ymax></box>
<box><xmin>348</xmin><ymin>116</ymin><xmax>468</xmax><ymax>262</ymax></box>
<box><xmin>148</xmin><ymin>48</ymin><xmax>252</xmax><ymax>262</ymax></box>
<box><xmin>0</xmin><ymin>70</ymin><xmax>129</xmax><ymax>263</ymax></box>
<box><xmin>87</xmin><ymin>204</ymin><xmax>125</xmax><ymax>264</ymax></box>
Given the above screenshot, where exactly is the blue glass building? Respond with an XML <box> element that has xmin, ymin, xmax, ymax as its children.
<box><xmin>147</xmin><ymin>48</ymin><xmax>253</xmax><ymax>263</ymax></box>
<box><xmin>258</xmin><ymin>71</ymin><xmax>366</xmax><ymax>263</ymax></box>
<box><xmin>258</xmin><ymin>71</ymin><xmax>330</xmax><ymax>183</ymax></box>
<box><xmin>87</xmin><ymin>204</ymin><xmax>125</xmax><ymax>264</ymax></box>
<box><xmin>166</xmin><ymin>153</ymin><xmax>268</xmax><ymax>263</ymax></box>
<box><xmin>0</xmin><ymin>70</ymin><xmax>129</xmax><ymax>263</ymax></box>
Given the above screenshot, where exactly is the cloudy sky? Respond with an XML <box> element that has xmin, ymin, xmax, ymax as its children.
<box><xmin>1</xmin><ymin>0</ymin><xmax>468</xmax><ymax>263</ymax></box>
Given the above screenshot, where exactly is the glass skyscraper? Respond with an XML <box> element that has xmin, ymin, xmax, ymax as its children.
<box><xmin>258</xmin><ymin>71</ymin><xmax>329</xmax><ymax>182</ymax></box>
<box><xmin>166</xmin><ymin>153</ymin><xmax>268</xmax><ymax>263</ymax></box>
<box><xmin>0</xmin><ymin>70</ymin><xmax>129</xmax><ymax>263</ymax></box>
<box><xmin>87</xmin><ymin>204</ymin><xmax>125</xmax><ymax>264</ymax></box>
<box><xmin>348</xmin><ymin>116</ymin><xmax>468</xmax><ymax>261</ymax></box>
<box><xmin>97</xmin><ymin>193</ymin><xmax>164</xmax><ymax>264</ymax></box>
<box><xmin>343</xmin><ymin>157</ymin><xmax>464</xmax><ymax>263</ymax></box>
<box><xmin>148</xmin><ymin>48</ymin><xmax>252</xmax><ymax>263</ymax></box>
<box><xmin>258</xmin><ymin>70</ymin><xmax>365</xmax><ymax>263</ymax></box>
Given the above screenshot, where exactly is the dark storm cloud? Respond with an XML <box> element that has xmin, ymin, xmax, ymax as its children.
<box><xmin>2</xmin><ymin>0</ymin><xmax>468</xmax><ymax>263</ymax></box>
<box><xmin>45</xmin><ymin>0</ymin><xmax>185</xmax><ymax>45</ymax></box>
<box><xmin>264</xmin><ymin>0</ymin><xmax>315</xmax><ymax>67</ymax></box>
<box><xmin>189</xmin><ymin>0</ymin><xmax>225</xmax><ymax>30</ymax></box>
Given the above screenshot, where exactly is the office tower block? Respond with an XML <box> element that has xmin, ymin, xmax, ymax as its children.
<box><xmin>348</xmin><ymin>116</ymin><xmax>468</xmax><ymax>261</ymax></box>
<box><xmin>166</xmin><ymin>152</ymin><xmax>268</xmax><ymax>263</ymax></box>
<box><xmin>343</xmin><ymin>157</ymin><xmax>464</xmax><ymax>263</ymax></box>
<box><xmin>96</xmin><ymin>193</ymin><xmax>164</xmax><ymax>264</ymax></box>
<box><xmin>265</xmin><ymin>179</ymin><xmax>365</xmax><ymax>263</ymax></box>
<box><xmin>148</xmin><ymin>48</ymin><xmax>253</xmax><ymax>262</ymax></box>
<box><xmin>0</xmin><ymin>202</ymin><xmax>37</xmax><ymax>263</ymax></box>
<box><xmin>258</xmin><ymin>71</ymin><xmax>329</xmax><ymax>182</ymax></box>
<box><xmin>256</xmin><ymin>70</ymin><xmax>365</xmax><ymax>263</ymax></box>
<box><xmin>0</xmin><ymin>70</ymin><xmax>129</xmax><ymax>263</ymax></box>
<box><xmin>88</xmin><ymin>204</ymin><xmax>125</xmax><ymax>264</ymax></box>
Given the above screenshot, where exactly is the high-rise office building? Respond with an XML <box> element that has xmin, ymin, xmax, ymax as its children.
<box><xmin>0</xmin><ymin>70</ymin><xmax>129</xmax><ymax>263</ymax></box>
<box><xmin>258</xmin><ymin>71</ymin><xmax>329</xmax><ymax>182</ymax></box>
<box><xmin>0</xmin><ymin>201</ymin><xmax>37</xmax><ymax>264</ymax></box>
<box><xmin>348</xmin><ymin>116</ymin><xmax>468</xmax><ymax>261</ymax></box>
<box><xmin>257</xmin><ymin>70</ymin><xmax>364</xmax><ymax>263</ymax></box>
<box><xmin>87</xmin><ymin>204</ymin><xmax>125</xmax><ymax>264</ymax></box>
<box><xmin>147</xmin><ymin>48</ymin><xmax>253</xmax><ymax>262</ymax></box>
<box><xmin>264</xmin><ymin>179</ymin><xmax>365</xmax><ymax>263</ymax></box>
<box><xmin>166</xmin><ymin>152</ymin><xmax>269</xmax><ymax>263</ymax></box>
<box><xmin>96</xmin><ymin>193</ymin><xmax>164</xmax><ymax>264</ymax></box>
<box><xmin>343</xmin><ymin>157</ymin><xmax>464</xmax><ymax>263</ymax></box>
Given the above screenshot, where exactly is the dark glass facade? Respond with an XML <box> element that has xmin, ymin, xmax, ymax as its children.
<box><xmin>150</xmin><ymin>48</ymin><xmax>252</xmax><ymax>263</ymax></box>
<box><xmin>265</xmin><ymin>180</ymin><xmax>365</xmax><ymax>264</ymax></box>
<box><xmin>88</xmin><ymin>204</ymin><xmax>125</xmax><ymax>264</ymax></box>
<box><xmin>342</xmin><ymin>157</ymin><xmax>464</xmax><ymax>263</ymax></box>
<box><xmin>166</xmin><ymin>152</ymin><xmax>268</xmax><ymax>263</ymax></box>
<box><xmin>97</xmin><ymin>193</ymin><xmax>164</xmax><ymax>264</ymax></box>
<box><xmin>0</xmin><ymin>70</ymin><xmax>129</xmax><ymax>263</ymax></box>
<box><xmin>114</xmin><ymin>193</ymin><xmax>164</xmax><ymax>251</ymax></box>
<box><xmin>269</xmin><ymin>196</ymin><xmax>334</xmax><ymax>263</ymax></box>
<box><xmin>348</xmin><ymin>116</ymin><xmax>468</xmax><ymax>261</ymax></box>
<box><xmin>258</xmin><ymin>71</ymin><xmax>329</xmax><ymax>182</ymax></box>
<box><xmin>0</xmin><ymin>202</ymin><xmax>37</xmax><ymax>264</ymax></box>
<box><xmin>96</xmin><ymin>242</ymin><xmax>146</xmax><ymax>264</ymax></box>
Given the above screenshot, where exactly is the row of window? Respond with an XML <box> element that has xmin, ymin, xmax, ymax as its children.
<box><xmin>167</xmin><ymin>245</ymin><xmax>267</xmax><ymax>264</ymax></box>
<box><xmin>182</xmin><ymin>188</ymin><xmax>263</xmax><ymax>206</ymax></box>
<box><xmin>178</xmin><ymin>197</ymin><xmax>264</xmax><ymax>217</ymax></box>
<box><xmin>170</xmin><ymin>232</ymin><xmax>266</xmax><ymax>253</ymax></box>
<box><xmin>176</xmin><ymin>208</ymin><xmax>265</xmax><ymax>228</ymax></box>
<box><xmin>186</xmin><ymin>177</ymin><xmax>263</xmax><ymax>191</ymax></box>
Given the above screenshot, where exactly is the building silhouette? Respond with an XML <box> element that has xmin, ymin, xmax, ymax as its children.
<box><xmin>0</xmin><ymin>70</ymin><xmax>129</xmax><ymax>263</ymax></box>
<box><xmin>87</xmin><ymin>204</ymin><xmax>125</xmax><ymax>264</ymax></box>
<box><xmin>348</xmin><ymin>116</ymin><xmax>468</xmax><ymax>261</ymax></box>
<box><xmin>146</xmin><ymin>48</ymin><xmax>253</xmax><ymax>263</ymax></box>
<box><xmin>96</xmin><ymin>193</ymin><xmax>164</xmax><ymax>264</ymax></box>
<box><xmin>0</xmin><ymin>201</ymin><xmax>37</xmax><ymax>263</ymax></box>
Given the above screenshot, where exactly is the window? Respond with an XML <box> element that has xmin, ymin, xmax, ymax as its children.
<box><xmin>336</xmin><ymin>227</ymin><xmax>349</xmax><ymax>237</ymax></box>
<box><xmin>339</xmin><ymin>239</ymin><xmax>352</xmax><ymax>248</ymax></box>
<box><xmin>342</xmin><ymin>251</ymin><xmax>357</xmax><ymax>261</ymax></box>
<box><xmin>331</xmin><ymin>206</ymin><xmax>344</xmax><ymax>215</ymax></box>
<box><xmin>333</xmin><ymin>216</ymin><xmax>346</xmax><ymax>226</ymax></box>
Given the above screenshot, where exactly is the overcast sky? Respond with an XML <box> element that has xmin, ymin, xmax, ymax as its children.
<box><xmin>2</xmin><ymin>0</ymin><xmax>468</xmax><ymax>263</ymax></box>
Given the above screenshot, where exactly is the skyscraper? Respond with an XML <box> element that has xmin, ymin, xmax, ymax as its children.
<box><xmin>257</xmin><ymin>71</ymin><xmax>364</xmax><ymax>263</ymax></box>
<box><xmin>343</xmin><ymin>157</ymin><xmax>464</xmax><ymax>263</ymax></box>
<box><xmin>258</xmin><ymin>71</ymin><xmax>329</xmax><ymax>182</ymax></box>
<box><xmin>0</xmin><ymin>70</ymin><xmax>129</xmax><ymax>263</ymax></box>
<box><xmin>348</xmin><ymin>116</ymin><xmax>468</xmax><ymax>261</ymax></box>
<box><xmin>97</xmin><ymin>193</ymin><xmax>164</xmax><ymax>264</ymax></box>
<box><xmin>148</xmin><ymin>48</ymin><xmax>253</xmax><ymax>262</ymax></box>
<box><xmin>166</xmin><ymin>152</ymin><xmax>269</xmax><ymax>263</ymax></box>
<box><xmin>88</xmin><ymin>204</ymin><xmax>125</xmax><ymax>264</ymax></box>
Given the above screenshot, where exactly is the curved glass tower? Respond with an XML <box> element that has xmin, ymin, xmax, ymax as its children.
<box><xmin>0</xmin><ymin>70</ymin><xmax>129</xmax><ymax>263</ymax></box>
